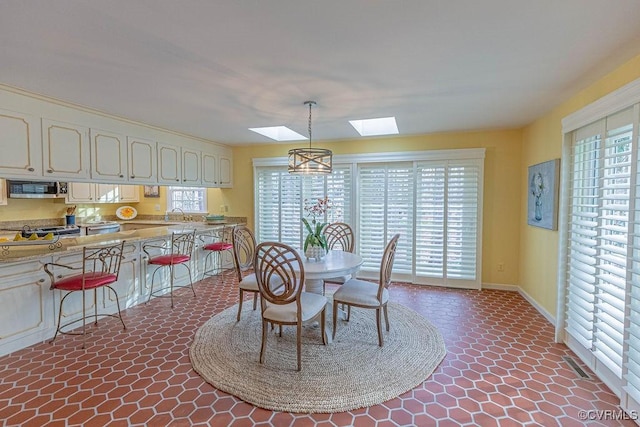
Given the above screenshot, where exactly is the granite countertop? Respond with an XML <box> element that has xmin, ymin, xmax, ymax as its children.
<box><xmin>0</xmin><ymin>222</ymin><xmax>242</xmax><ymax>264</ymax></box>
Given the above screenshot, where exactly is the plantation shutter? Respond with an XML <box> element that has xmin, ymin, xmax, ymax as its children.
<box><xmin>254</xmin><ymin>148</ymin><xmax>483</xmax><ymax>288</ymax></box>
<box><xmin>255</xmin><ymin>167</ymin><xmax>301</xmax><ymax>246</ymax></box>
<box><xmin>357</xmin><ymin>163</ymin><xmax>414</xmax><ymax>278</ymax></box>
<box><xmin>565</xmin><ymin>106</ymin><xmax>635</xmax><ymax>395</ymax></box>
<box><xmin>255</xmin><ymin>165</ymin><xmax>352</xmax><ymax>248</ymax></box>
<box><xmin>414</xmin><ymin>160</ymin><xmax>482</xmax><ymax>288</ymax></box>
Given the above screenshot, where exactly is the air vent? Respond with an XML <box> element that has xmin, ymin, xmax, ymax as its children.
<box><xmin>563</xmin><ymin>356</ymin><xmax>590</xmax><ymax>379</ymax></box>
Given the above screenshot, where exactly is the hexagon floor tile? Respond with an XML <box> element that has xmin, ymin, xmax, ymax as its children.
<box><xmin>0</xmin><ymin>272</ymin><xmax>636</xmax><ymax>426</ymax></box>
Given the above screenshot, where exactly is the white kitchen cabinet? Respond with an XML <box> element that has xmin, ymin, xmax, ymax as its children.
<box><xmin>202</xmin><ymin>146</ymin><xmax>233</xmax><ymax>188</ymax></box>
<box><xmin>66</xmin><ymin>182</ymin><xmax>139</xmax><ymax>203</ymax></box>
<box><xmin>0</xmin><ymin>179</ymin><xmax>7</xmax><ymax>205</ymax></box>
<box><xmin>90</xmin><ymin>128</ymin><xmax>127</xmax><ymax>182</ymax></box>
<box><xmin>118</xmin><ymin>185</ymin><xmax>139</xmax><ymax>202</ymax></box>
<box><xmin>182</xmin><ymin>148</ymin><xmax>201</xmax><ymax>185</ymax></box>
<box><xmin>42</xmin><ymin>119</ymin><xmax>90</xmax><ymax>180</ymax></box>
<box><xmin>219</xmin><ymin>149</ymin><xmax>233</xmax><ymax>187</ymax></box>
<box><xmin>66</xmin><ymin>182</ymin><xmax>95</xmax><ymax>203</ymax></box>
<box><xmin>157</xmin><ymin>142</ymin><xmax>182</xmax><ymax>185</ymax></box>
<box><xmin>128</xmin><ymin>136</ymin><xmax>156</xmax><ymax>184</ymax></box>
<box><xmin>0</xmin><ymin>109</ymin><xmax>42</xmax><ymax>177</ymax></box>
<box><xmin>201</xmin><ymin>152</ymin><xmax>218</xmax><ymax>186</ymax></box>
<box><xmin>0</xmin><ymin>258</ymin><xmax>54</xmax><ymax>355</ymax></box>
<box><xmin>95</xmin><ymin>184</ymin><xmax>119</xmax><ymax>203</ymax></box>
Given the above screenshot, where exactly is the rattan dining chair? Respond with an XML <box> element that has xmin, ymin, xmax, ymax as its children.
<box><xmin>231</xmin><ymin>225</ymin><xmax>283</xmax><ymax>321</ymax></box>
<box><xmin>144</xmin><ymin>230</ymin><xmax>197</xmax><ymax>308</ymax></box>
<box><xmin>254</xmin><ymin>242</ymin><xmax>327</xmax><ymax>371</ymax></box>
<box><xmin>322</xmin><ymin>222</ymin><xmax>356</xmax><ymax>294</ymax></box>
<box><xmin>43</xmin><ymin>241</ymin><xmax>127</xmax><ymax>349</ymax></box>
<box><xmin>332</xmin><ymin>234</ymin><xmax>400</xmax><ymax>346</ymax></box>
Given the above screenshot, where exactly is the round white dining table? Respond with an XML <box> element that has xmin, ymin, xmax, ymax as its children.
<box><xmin>300</xmin><ymin>250</ymin><xmax>363</xmax><ymax>294</ymax></box>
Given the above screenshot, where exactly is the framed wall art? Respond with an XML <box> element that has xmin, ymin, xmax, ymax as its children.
<box><xmin>143</xmin><ymin>185</ymin><xmax>160</xmax><ymax>198</ymax></box>
<box><xmin>527</xmin><ymin>159</ymin><xmax>560</xmax><ymax>230</ymax></box>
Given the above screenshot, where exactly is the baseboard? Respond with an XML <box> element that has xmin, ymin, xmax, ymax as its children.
<box><xmin>483</xmin><ymin>282</ymin><xmax>556</xmax><ymax>327</ymax></box>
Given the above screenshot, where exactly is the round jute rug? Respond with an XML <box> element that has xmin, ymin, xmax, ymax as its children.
<box><xmin>190</xmin><ymin>301</ymin><xmax>446</xmax><ymax>413</ymax></box>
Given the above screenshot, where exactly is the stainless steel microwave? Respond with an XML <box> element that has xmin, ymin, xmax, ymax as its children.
<box><xmin>7</xmin><ymin>180</ymin><xmax>68</xmax><ymax>199</ymax></box>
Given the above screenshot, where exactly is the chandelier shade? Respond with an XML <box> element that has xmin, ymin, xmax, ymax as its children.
<box><xmin>288</xmin><ymin>101</ymin><xmax>333</xmax><ymax>174</ymax></box>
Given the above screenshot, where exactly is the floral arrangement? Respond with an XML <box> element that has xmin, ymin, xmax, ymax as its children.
<box><xmin>302</xmin><ymin>197</ymin><xmax>332</xmax><ymax>251</ymax></box>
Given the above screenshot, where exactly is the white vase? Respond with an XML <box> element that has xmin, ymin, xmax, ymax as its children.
<box><xmin>305</xmin><ymin>245</ymin><xmax>326</xmax><ymax>261</ymax></box>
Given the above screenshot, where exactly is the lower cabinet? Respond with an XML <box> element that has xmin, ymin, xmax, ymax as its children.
<box><xmin>0</xmin><ymin>258</ymin><xmax>53</xmax><ymax>354</ymax></box>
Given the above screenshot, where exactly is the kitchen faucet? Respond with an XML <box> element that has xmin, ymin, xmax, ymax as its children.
<box><xmin>171</xmin><ymin>208</ymin><xmax>187</xmax><ymax>221</ymax></box>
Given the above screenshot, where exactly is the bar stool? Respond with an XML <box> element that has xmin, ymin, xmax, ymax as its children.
<box><xmin>201</xmin><ymin>226</ymin><xmax>234</xmax><ymax>282</ymax></box>
<box><xmin>144</xmin><ymin>230</ymin><xmax>197</xmax><ymax>308</ymax></box>
<box><xmin>43</xmin><ymin>241</ymin><xmax>127</xmax><ymax>349</ymax></box>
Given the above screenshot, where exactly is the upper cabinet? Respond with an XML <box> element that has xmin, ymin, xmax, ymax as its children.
<box><xmin>0</xmin><ymin>109</ymin><xmax>41</xmax><ymax>177</ymax></box>
<box><xmin>90</xmin><ymin>128</ymin><xmax>127</xmax><ymax>182</ymax></box>
<box><xmin>42</xmin><ymin>119</ymin><xmax>90</xmax><ymax>180</ymax></box>
<box><xmin>0</xmin><ymin>89</ymin><xmax>233</xmax><ymax>187</ymax></box>
<box><xmin>66</xmin><ymin>183</ymin><xmax>139</xmax><ymax>204</ymax></box>
<box><xmin>202</xmin><ymin>145</ymin><xmax>233</xmax><ymax>188</ymax></box>
<box><xmin>218</xmin><ymin>147</ymin><xmax>233</xmax><ymax>188</ymax></box>
<box><xmin>128</xmin><ymin>137</ymin><xmax>156</xmax><ymax>184</ymax></box>
<box><xmin>182</xmin><ymin>148</ymin><xmax>201</xmax><ymax>185</ymax></box>
<box><xmin>157</xmin><ymin>142</ymin><xmax>182</xmax><ymax>185</ymax></box>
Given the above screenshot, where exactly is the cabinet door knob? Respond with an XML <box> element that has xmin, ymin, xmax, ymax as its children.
<box><xmin>47</xmin><ymin>169</ymin><xmax>53</xmax><ymax>173</ymax></box>
<box><xmin>28</xmin><ymin>167</ymin><xmax>35</xmax><ymax>172</ymax></box>
<box><xmin>131</xmin><ymin>175</ymin><xmax>135</xmax><ymax>179</ymax></box>
<box><xmin>176</xmin><ymin>179</ymin><xmax>180</xmax><ymax>182</ymax></box>
<box><xmin>119</xmin><ymin>174</ymin><xmax>124</xmax><ymax>178</ymax></box>
<box><xmin>38</xmin><ymin>278</ymin><xmax>45</xmax><ymax>283</ymax></box>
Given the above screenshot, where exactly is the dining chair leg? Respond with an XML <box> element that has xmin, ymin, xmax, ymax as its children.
<box><xmin>252</xmin><ymin>294</ymin><xmax>258</xmax><ymax>310</ymax></box>
<box><xmin>332</xmin><ymin>299</ymin><xmax>338</xmax><ymax>340</ymax></box>
<box><xmin>236</xmin><ymin>289</ymin><xmax>244</xmax><ymax>322</ymax></box>
<box><xmin>259</xmin><ymin>319</ymin><xmax>268</xmax><ymax>364</ymax></box>
<box><xmin>376</xmin><ymin>308</ymin><xmax>384</xmax><ymax>347</ymax></box>
<box><xmin>296</xmin><ymin>321</ymin><xmax>302</xmax><ymax>371</ymax></box>
<box><xmin>320</xmin><ymin>308</ymin><xmax>327</xmax><ymax>345</ymax></box>
<box><xmin>383</xmin><ymin>303</ymin><xmax>390</xmax><ymax>332</ymax></box>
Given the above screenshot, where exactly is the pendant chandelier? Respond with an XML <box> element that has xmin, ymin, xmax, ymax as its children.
<box><xmin>288</xmin><ymin>101</ymin><xmax>333</xmax><ymax>174</ymax></box>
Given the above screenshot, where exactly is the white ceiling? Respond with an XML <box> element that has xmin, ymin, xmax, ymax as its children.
<box><xmin>2</xmin><ymin>1</ymin><xmax>640</xmax><ymax>145</ymax></box>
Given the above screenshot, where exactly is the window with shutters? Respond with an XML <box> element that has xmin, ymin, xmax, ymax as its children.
<box><xmin>560</xmin><ymin>80</ymin><xmax>640</xmax><ymax>416</ymax></box>
<box><xmin>253</xmin><ymin>149</ymin><xmax>484</xmax><ymax>289</ymax></box>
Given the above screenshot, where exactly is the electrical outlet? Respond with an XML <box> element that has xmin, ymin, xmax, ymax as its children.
<box><xmin>497</xmin><ymin>263</ymin><xmax>505</xmax><ymax>272</ymax></box>
<box><xmin>154</xmin><ymin>204</ymin><xmax>160</xmax><ymax>211</ymax></box>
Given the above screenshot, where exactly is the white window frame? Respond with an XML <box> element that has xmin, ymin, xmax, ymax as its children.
<box><xmin>166</xmin><ymin>186</ymin><xmax>208</xmax><ymax>213</ymax></box>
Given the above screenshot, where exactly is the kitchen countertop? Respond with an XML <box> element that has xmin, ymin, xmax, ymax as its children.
<box><xmin>0</xmin><ymin>222</ymin><xmax>241</xmax><ymax>263</ymax></box>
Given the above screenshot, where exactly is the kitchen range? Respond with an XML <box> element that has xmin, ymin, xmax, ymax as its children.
<box><xmin>17</xmin><ymin>221</ymin><xmax>121</xmax><ymax>238</ymax></box>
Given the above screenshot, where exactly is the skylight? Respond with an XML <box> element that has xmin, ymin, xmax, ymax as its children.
<box><xmin>249</xmin><ymin>126</ymin><xmax>306</xmax><ymax>141</ymax></box>
<box><xmin>349</xmin><ymin>117</ymin><xmax>399</xmax><ymax>136</ymax></box>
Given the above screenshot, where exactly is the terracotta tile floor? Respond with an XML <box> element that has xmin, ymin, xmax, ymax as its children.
<box><xmin>0</xmin><ymin>273</ymin><xmax>635</xmax><ymax>426</ymax></box>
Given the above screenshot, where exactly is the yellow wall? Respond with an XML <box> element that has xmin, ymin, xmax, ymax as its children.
<box><xmin>520</xmin><ymin>53</ymin><xmax>640</xmax><ymax>319</ymax></box>
<box><xmin>228</xmin><ymin>129</ymin><xmax>523</xmax><ymax>286</ymax></box>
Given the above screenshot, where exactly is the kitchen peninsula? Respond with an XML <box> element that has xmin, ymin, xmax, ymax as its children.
<box><xmin>0</xmin><ymin>221</ymin><xmax>242</xmax><ymax>357</ymax></box>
